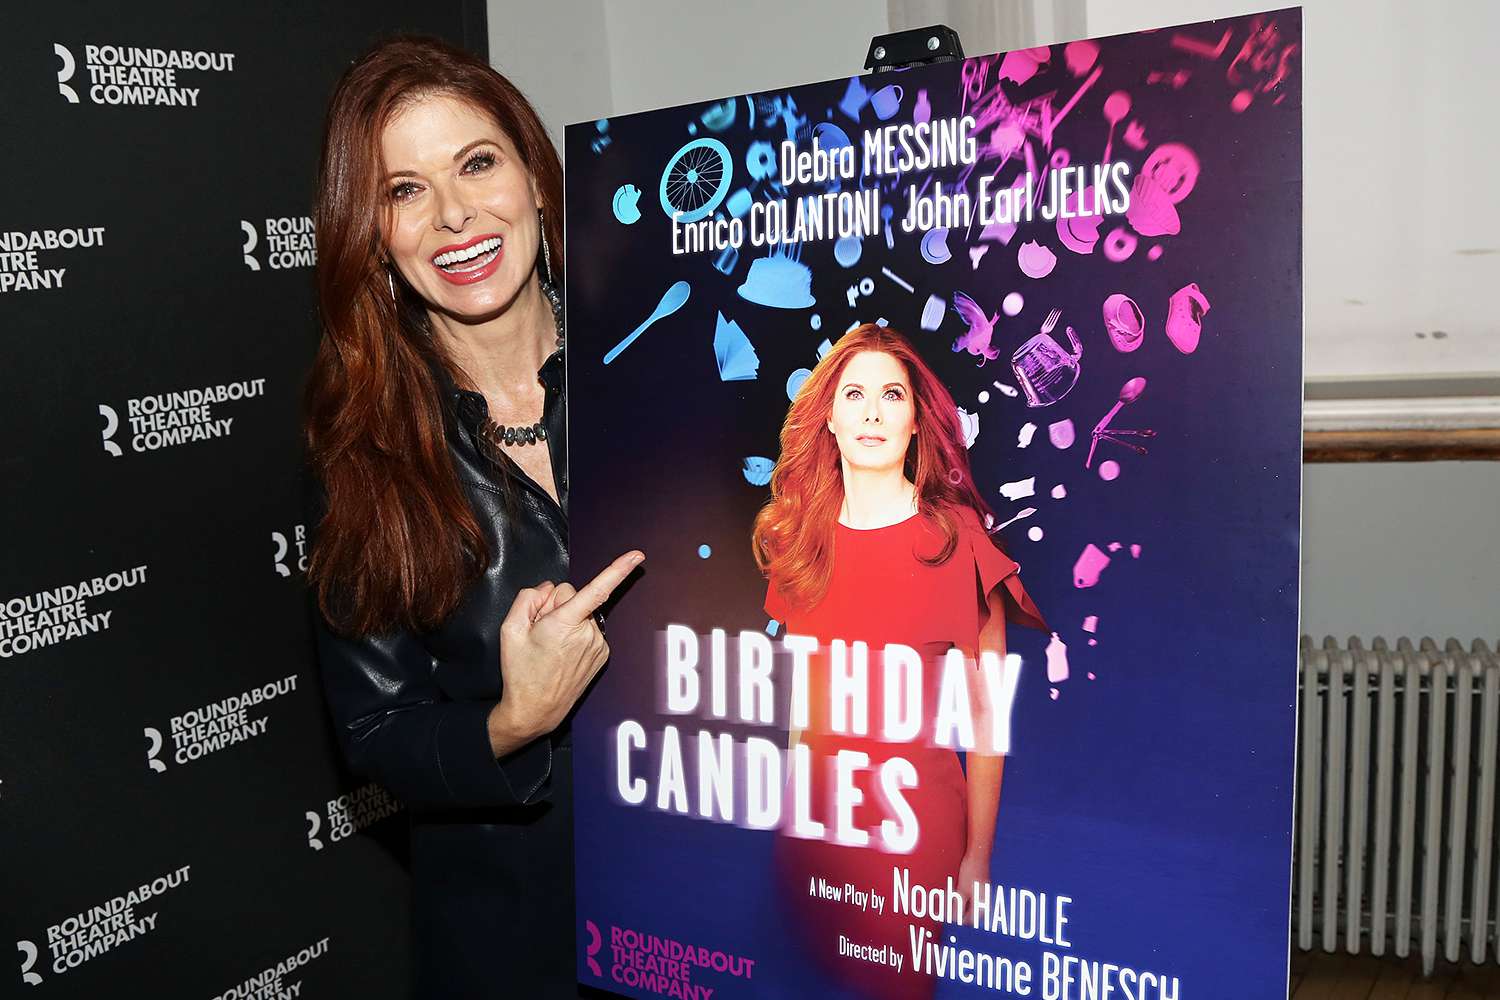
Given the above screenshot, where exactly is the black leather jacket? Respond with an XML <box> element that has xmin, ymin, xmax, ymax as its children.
<box><xmin>311</xmin><ymin>348</ymin><xmax>576</xmax><ymax>998</ymax></box>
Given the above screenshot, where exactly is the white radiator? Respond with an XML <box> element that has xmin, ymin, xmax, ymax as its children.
<box><xmin>1294</xmin><ymin>636</ymin><xmax>1500</xmax><ymax>973</ymax></box>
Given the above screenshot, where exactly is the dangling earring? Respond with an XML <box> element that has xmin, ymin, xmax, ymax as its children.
<box><xmin>539</xmin><ymin>207</ymin><xmax>554</xmax><ymax>286</ymax></box>
<box><xmin>387</xmin><ymin>268</ymin><xmax>396</xmax><ymax>301</ymax></box>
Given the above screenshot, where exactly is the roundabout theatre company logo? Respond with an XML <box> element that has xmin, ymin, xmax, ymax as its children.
<box><xmin>241</xmin><ymin>216</ymin><xmax>316</xmax><ymax>271</ymax></box>
<box><xmin>98</xmin><ymin>377</ymin><xmax>266</xmax><ymax>456</ymax></box>
<box><xmin>585</xmin><ymin>920</ymin><xmax>757</xmax><ymax>998</ymax></box>
<box><xmin>52</xmin><ymin>41</ymin><xmax>234</xmax><ymax>107</ymax></box>
<box><xmin>0</xmin><ymin>226</ymin><xmax>105</xmax><ymax>295</ymax></box>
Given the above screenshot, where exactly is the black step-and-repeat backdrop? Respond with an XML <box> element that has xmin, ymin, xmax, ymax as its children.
<box><xmin>2</xmin><ymin>3</ymin><xmax>486</xmax><ymax>996</ymax></box>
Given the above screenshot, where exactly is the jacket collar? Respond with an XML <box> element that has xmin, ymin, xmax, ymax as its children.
<box><xmin>428</xmin><ymin>346</ymin><xmax>566</xmax><ymax>431</ymax></box>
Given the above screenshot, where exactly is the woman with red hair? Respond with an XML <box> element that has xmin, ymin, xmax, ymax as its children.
<box><xmin>753</xmin><ymin>324</ymin><xmax>1049</xmax><ymax>999</ymax></box>
<box><xmin>303</xmin><ymin>36</ymin><xmax>641</xmax><ymax>996</ymax></box>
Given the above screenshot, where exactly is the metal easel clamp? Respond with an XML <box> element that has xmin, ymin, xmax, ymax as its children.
<box><xmin>863</xmin><ymin>24</ymin><xmax>965</xmax><ymax>74</ymax></box>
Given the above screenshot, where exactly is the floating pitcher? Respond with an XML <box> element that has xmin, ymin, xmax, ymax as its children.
<box><xmin>1011</xmin><ymin>324</ymin><xmax>1083</xmax><ymax>406</ymax></box>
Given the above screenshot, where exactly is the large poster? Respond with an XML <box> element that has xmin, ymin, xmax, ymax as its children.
<box><xmin>565</xmin><ymin>10</ymin><xmax>1301</xmax><ymax>999</ymax></box>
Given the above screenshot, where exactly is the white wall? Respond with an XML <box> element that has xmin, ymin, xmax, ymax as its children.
<box><xmin>485</xmin><ymin>0</ymin><xmax>1499</xmax><ymax>644</ymax></box>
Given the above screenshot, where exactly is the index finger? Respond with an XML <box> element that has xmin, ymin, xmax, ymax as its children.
<box><xmin>551</xmin><ymin>550</ymin><xmax>645</xmax><ymax>625</ymax></box>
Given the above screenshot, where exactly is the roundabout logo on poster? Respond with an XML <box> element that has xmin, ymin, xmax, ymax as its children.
<box><xmin>98</xmin><ymin>376</ymin><xmax>267</xmax><ymax>456</ymax></box>
<box><xmin>52</xmin><ymin>41</ymin><xmax>235</xmax><ymax>107</ymax></box>
<box><xmin>585</xmin><ymin>920</ymin><xmax>757</xmax><ymax>998</ymax></box>
<box><xmin>0</xmin><ymin>226</ymin><xmax>105</xmax><ymax>294</ymax></box>
<box><xmin>241</xmin><ymin>217</ymin><xmax>316</xmax><ymax>271</ymax></box>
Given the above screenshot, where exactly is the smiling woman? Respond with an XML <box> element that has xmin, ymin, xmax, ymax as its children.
<box><xmin>301</xmin><ymin>35</ymin><xmax>643</xmax><ymax>999</ymax></box>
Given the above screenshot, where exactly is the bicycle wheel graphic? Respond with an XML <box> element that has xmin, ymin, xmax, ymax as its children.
<box><xmin>659</xmin><ymin>137</ymin><xmax>732</xmax><ymax>224</ymax></box>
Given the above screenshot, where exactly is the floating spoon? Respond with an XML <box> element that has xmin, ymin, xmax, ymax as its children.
<box><xmin>604</xmin><ymin>280</ymin><xmax>691</xmax><ymax>365</ymax></box>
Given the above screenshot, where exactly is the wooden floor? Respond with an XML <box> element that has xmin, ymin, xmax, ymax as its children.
<box><xmin>1290</xmin><ymin>948</ymin><xmax>1500</xmax><ymax>998</ymax></box>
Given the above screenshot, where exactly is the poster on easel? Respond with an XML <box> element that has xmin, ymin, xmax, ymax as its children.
<box><xmin>565</xmin><ymin>10</ymin><xmax>1302</xmax><ymax>998</ymax></box>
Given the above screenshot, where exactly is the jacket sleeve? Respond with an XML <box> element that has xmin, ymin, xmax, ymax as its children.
<box><xmin>312</xmin><ymin>612</ymin><xmax>555</xmax><ymax>811</ymax></box>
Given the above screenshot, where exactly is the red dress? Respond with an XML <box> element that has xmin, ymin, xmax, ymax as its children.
<box><xmin>765</xmin><ymin>507</ymin><xmax>1048</xmax><ymax>999</ymax></box>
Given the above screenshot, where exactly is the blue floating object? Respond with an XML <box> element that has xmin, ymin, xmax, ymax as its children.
<box><xmin>714</xmin><ymin>312</ymin><xmax>760</xmax><ymax>381</ymax></box>
<box><xmin>713</xmin><ymin>244</ymin><xmax>739</xmax><ymax>275</ymax></box>
<box><xmin>742</xmin><ymin>456</ymin><xmax>775</xmax><ymax>486</ymax></box>
<box><xmin>810</xmin><ymin>314</ymin><xmax>822</xmax><ymax>331</ymax></box>
<box><xmin>766</xmin><ymin>619</ymin><xmax>781</xmax><ymax>637</ymax></box>
<box><xmin>659</xmin><ymin>138</ymin><xmax>732</xmax><ymax>224</ymax></box>
<box><xmin>812</xmin><ymin>121</ymin><xmax>852</xmax><ymax>151</ymax></box>
<box><xmin>786</xmin><ymin>368</ymin><xmax>812</xmax><ymax>400</ymax></box>
<box><xmin>700</xmin><ymin>98</ymin><xmax>736</xmax><ymax>133</ymax></box>
<box><xmin>612</xmin><ymin>184</ymin><xmax>642</xmax><ymax>225</ymax></box>
<box><xmin>834</xmin><ymin>235</ymin><xmax>862</xmax><ymax>268</ymax></box>
<box><xmin>738</xmin><ymin>247</ymin><xmax>815</xmax><ymax>309</ymax></box>
<box><xmin>726</xmin><ymin>187</ymin><xmax>753</xmax><ymax>219</ymax></box>
<box><xmin>698</xmin><ymin>544</ymin><xmax>712</xmax><ymax>559</ymax></box>
<box><xmin>746</xmin><ymin>141</ymin><xmax>777</xmax><ymax>181</ymax></box>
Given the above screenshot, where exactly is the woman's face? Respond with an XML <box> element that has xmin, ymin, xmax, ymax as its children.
<box><xmin>379</xmin><ymin>93</ymin><xmax>541</xmax><ymax>320</ymax></box>
<box><xmin>826</xmin><ymin>350</ymin><xmax>916</xmax><ymax>473</ymax></box>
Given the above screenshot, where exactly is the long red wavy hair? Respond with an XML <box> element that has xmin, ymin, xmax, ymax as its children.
<box><xmin>752</xmin><ymin>324</ymin><xmax>1001</xmax><ymax>613</ymax></box>
<box><xmin>303</xmin><ymin>35</ymin><xmax>563</xmax><ymax>636</ymax></box>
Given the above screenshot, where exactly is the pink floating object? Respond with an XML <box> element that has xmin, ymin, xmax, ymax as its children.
<box><xmin>1102</xmin><ymin>226</ymin><xmax>1138</xmax><ymax>262</ymax></box>
<box><xmin>969</xmin><ymin>246</ymin><xmax>990</xmax><ymax>269</ymax></box>
<box><xmin>1142</xmin><ymin>142</ymin><xmax>1200</xmax><ymax>203</ymax></box>
<box><xmin>1087</xmin><ymin>670</ymin><xmax>1096</xmax><ymax>677</ymax></box>
<box><xmin>1103</xmin><ymin>91</ymin><xmax>1131</xmax><ymax>123</ymax></box>
<box><xmin>1230</xmin><ymin>89</ymin><xmax>1253</xmax><ymax>113</ymax></box>
<box><xmin>1165</xmin><ymin>282</ymin><xmax>1211</xmax><ymax>354</ymax></box>
<box><xmin>1082</xmin><ymin>615</ymin><xmax>1098</xmax><ymax>632</ymax></box>
<box><xmin>1002</xmin><ymin>291</ymin><xmax>1024</xmax><ymax>316</ymax></box>
<box><xmin>1018</xmin><ymin>240</ymin><xmax>1057</xmax><ymax>278</ymax></box>
<box><xmin>1064</xmin><ymin>39</ymin><xmax>1100</xmax><ymax>76</ymax></box>
<box><xmin>1123</xmin><ymin>120</ymin><xmax>1148</xmax><ymax>150</ymax></box>
<box><xmin>1058</xmin><ymin>210</ymin><xmax>1102</xmax><ymax>255</ymax></box>
<box><xmin>999</xmin><ymin>46</ymin><xmax>1050</xmax><ymax>86</ymax></box>
<box><xmin>1098</xmin><ymin>460</ymin><xmax>1121</xmax><ymax>481</ymax></box>
<box><xmin>1051</xmin><ymin>484</ymin><xmax>1067</xmax><ymax>499</ymax></box>
<box><xmin>1088</xmin><ymin>640</ymin><xmax>1097</xmax><ymax>647</ymax></box>
<box><xmin>1106</xmin><ymin>541</ymin><xmax>1122</xmax><ymax>552</ymax></box>
<box><xmin>1028</xmin><ymin>526</ymin><xmax>1044</xmax><ymax>541</ymax></box>
<box><xmin>1147</xmin><ymin>245</ymin><xmax>1164</xmax><ymax>261</ymax></box>
<box><xmin>1049</xmin><ymin>688</ymin><xmax>1060</xmax><ymax>701</ymax></box>
<box><xmin>1017</xmin><ymin>422</ymin><xmax>1037</xmax><ymax>448</ymax></box>
<box><xmin>1048</xmin><ymin>419</ymin><xmax>1075</xmax><ymax>449</ymax></box>
<box><xmin>1102</xmin><ymin>293</ymin><xmax>1145</xmax><ymax>353</ymax></box>
<box><xmin>1130</xmin><ymin>543</ymin><xmax>1142</xmax><ymax>558</ymax></box>
<box><xmin>1126</xmin><ymin>174</ymin><xmax>1181</xmax><ymax>237</ymax></box>
<box><xmin>1073</xmin><ymin>542</ymin><xmax>1110</xmax><ymax>588</ymax></box>
<box><xmin>1046</xmin><ymin>632</ymin><xmax>1070</xmax><ymax>683</ymax></box>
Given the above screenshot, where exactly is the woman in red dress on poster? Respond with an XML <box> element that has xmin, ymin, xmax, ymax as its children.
<box><xmin>753</xmin><ymin>324</ymin><xmax>1049</xmax><ymax>1000</ymax></box>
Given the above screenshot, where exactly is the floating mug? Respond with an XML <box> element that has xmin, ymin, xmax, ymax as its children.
<box><xmin>871</xmin><ymin>84</ymin><xmax>904</xmax><ymax>121</ymax></box>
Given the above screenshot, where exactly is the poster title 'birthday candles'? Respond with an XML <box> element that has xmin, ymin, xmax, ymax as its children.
<box><xmin>671</xmin><ymin>114</ymin><xmax>1131</xmax><ymax>254</ymax></box>
<box><xmin>612</xmin><ymin>625</ymin><xmax>1023</xmax><ymax>851</ymax></box>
